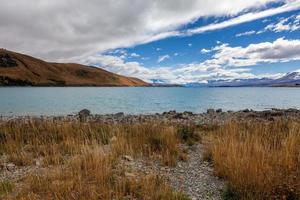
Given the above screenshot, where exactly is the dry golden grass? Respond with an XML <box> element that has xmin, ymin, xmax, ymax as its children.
<box><xmin>16</xmin><ymin>151</ymin><xmax>188</xmax><ymax>200</ymax></box>
<box><xmin>204</xmin><ymin>120</ymin><xmax>300</xmax><ymax>200</ymax></box>
<box><xmin>0</xmin><ymin>121</ymin><xmax>192</xmax><ymax>200</ymax></box>
<box><xmin>4</xmin><ymin>118</ymin><xmax>299</xmax><ymax>199</ymax></box>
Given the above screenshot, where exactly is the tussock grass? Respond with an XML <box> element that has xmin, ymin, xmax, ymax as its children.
<box><xmin>0</xmin><ymin>122</ymin><xmax>185</xmax><ymax>167</ymax></box>
<box><xmin>205</xmin><ymin>120</ymin><xmax>300</xmax><ymax>200</ymax></box>
<box><xmin>0</xmin><ymin>121</ymin><xmax>194</xmax><ymax>199</ymax></box>
<box><xmin>0</xmin><ymin>181</ymin><xmax>14</xmax><ymax>197</ymax></box>
<box><xmin>17</xmin><ymin>151</ymin><xmax>184</xmax><ymax>200</ymax></box>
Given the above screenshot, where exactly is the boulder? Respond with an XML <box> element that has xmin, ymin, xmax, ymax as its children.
<box><xmin>163</xmin><ymin>110</ymin><xmax>176</xmax><ymax>116</ymax></box>
<box><xmin>78</xmin><ymin>109</ymin><xmax>91</xmax><ymax>122</ymax></box>
<box><xmin>183</xmin><ymin>111</ymin><xmax>193</xmax><ymax>115</ymax></box>
<box><xmin>115</xmin><ymin>112</ymin><xmax>124</xmax><ymax>117</ymax></box>
<box><xmin>216</xmin><ymin>108</ymin><xmax>222</xmax><ymax>113</ymax></box>
<box><xmin>242</xmin><ymin>109</ymin><xmax>250</xmax><ymax>113</ymax></box>
<box><xmin>207</xmin><ymin>109</ymin><xmax>215</xmax><ymax>114</ymax></box>
<box><xmin>79</xmin><ymin>109</ymin><xmax>91</xmax><ymax>116</ymax></box>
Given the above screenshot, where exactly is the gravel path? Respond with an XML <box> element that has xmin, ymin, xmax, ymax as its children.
<box><xmin>129</xmin><ymin>144</ymin><xmax>224</xmax><ymax>200</ymax></box>
<box><xmin>165</xmin><ymin>144</ymin><xmax>224</xmax><ymax>200</ymax></box>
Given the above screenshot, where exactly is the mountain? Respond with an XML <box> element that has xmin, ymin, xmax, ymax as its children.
<box><xmin>185</xmin><ymin>72</ymin><xmax>300</xmax><ymax>87</ymax></box>
<box><xmin>270</xmin><ymin>72</ymin><xmax>300</xmax><ymax>86</ymax></box>
<box><xmin>0</xmin><ymin>49</ymin><xmax>149</xmax><ymax>86</ymax></box>
<box><xmin>208</xmin><ymin>77</ymin><xmax>273</xmax><ymax>87</ymax></box>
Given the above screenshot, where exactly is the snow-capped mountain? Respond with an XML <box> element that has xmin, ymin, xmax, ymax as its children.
<box><xmin>184</xmin><ymin>71</ymin><xmax>300</xmax><ymax>87</ymax></box>
<box><xmin>271</xmin><ymin>72</ymin><xmax>300</xmax><ymax>85</ymax></box>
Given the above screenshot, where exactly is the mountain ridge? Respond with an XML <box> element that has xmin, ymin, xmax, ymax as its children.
<box><xmin>184</xmin><ymin>72</ymin><xmax>300</xmax><ymax>87</ymax></box>
<box><xmin>0</xmin><ymin>49</ymin><xmax>149</xmax><ymax>86</ymax></box>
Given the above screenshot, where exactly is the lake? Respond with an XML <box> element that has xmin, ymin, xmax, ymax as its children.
<box><xmin>1</xmin><ymin>87</ymin><xmax>300</xmax><ymax>116</ymax></box>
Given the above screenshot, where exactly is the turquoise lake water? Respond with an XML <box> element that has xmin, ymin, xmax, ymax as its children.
<box><xmin>1</xmin><ymin>87</ymin><xmax>300</xmax><ymax>116</ymax></box>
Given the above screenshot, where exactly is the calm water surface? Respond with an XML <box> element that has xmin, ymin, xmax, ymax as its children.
<box><xmin>1</xmin><ymin>87</ymin><xmax>300</xmax><ymax>116</ymax></box>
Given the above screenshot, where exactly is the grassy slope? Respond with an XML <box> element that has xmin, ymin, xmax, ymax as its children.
<box><xmin>0</xmin><ymin>49</ymin><xmax>149</xmax><ymax>86</ymax></box>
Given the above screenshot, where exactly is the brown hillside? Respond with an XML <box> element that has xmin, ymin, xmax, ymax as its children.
<box><xmin>0</xmin><ymin>49</ymin><xmax>149</xmax><ymax>86</ymax></box>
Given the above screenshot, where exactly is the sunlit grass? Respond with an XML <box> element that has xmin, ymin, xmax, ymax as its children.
<box><xmin>204</xmin><ymin>120</ymin><xmax>300</xmax><ymax>199</ymax></box>
<box><xmin>0</xmin><ymin>121</ymin><xmax>194</xmax><ymax>199</ymax></box>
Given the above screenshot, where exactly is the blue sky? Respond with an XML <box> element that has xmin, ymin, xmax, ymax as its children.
<box><xmin>100</xmin><ymin>9</ymin><xmax>300</xmax><ymax>83</ymax></box>
<box><xmin>1</xmin><ymin>0</ymin><xmax>300</xmax><ymax>83</ymax></box>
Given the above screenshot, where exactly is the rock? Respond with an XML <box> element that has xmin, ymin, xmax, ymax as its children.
<box><xmin>79</xmin><ymin>109</ymin><xmax>91</xmax><ymax>116</ymax></box>
<box><xmin>242</xmin><ymin>109</ymin><xmax>250</xmax><ymax>113</ymax></box>
<box><xmin>207</xmin><ymin>109</ymin><xmax>215</xmax><ymax>114</ymax></box>
<box><xmin>125</xmin><ymin>172</ymin><xmax>136</xmax><ymax>178</ymax></box>
<box><xmin>216</xmin><ymin>109</ymin><xmax>222</xmax><ymax>113</ymax></box>
<box><xmin>164</xmin><ymin>110</ymin><xmax>176</xmax><ymax>115</ymax></box>
<box><xmin>78</xmin><ymin>109</ymin><xmax>91</xmax><ymax>122</ymax></box>
<box><xmin>0</xmin><ymin>54</ymin><xmax>18</xmax><ymax>68</ymax></box>
<box><xmin>183</xmin><ymin>111</ymin><xmax>194</xmax><ymax>115</ymax></box>
<box><xmin>6</xmin><ymin>163</ymin><xmax>16</xmax><ymax>171</ymax></box>
<box><xmin>115</xmin><ymin>112</ymin><xmax>124</xmax><ymax>117</ymax></box>
<box><xmin>110</xmin><ymin>136</ymin><xmax>117</xmax><ymax>143</ymax></box>
<box><xmin>35</xmin><ymin>160</ymin><xmax>41</xmax><ymax>166</ymax></box>
<box><xmin>103</xmin><ymin>144</ymin><xmax>111</xmax><ymax>153</ymax></box>
<box><xmin>122</xmin><ymin>155</ymin><xmax>134</xmax><ymax>162</ymax></box>
<box><xmin>174</xmin><ymin>113</ymin><xmax>183</xmax><ymax>119</ymax></box>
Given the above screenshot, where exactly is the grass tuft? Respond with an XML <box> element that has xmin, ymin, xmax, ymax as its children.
<box><xmin>0</xmin><ymin>180</ymin><xmax>14</xmax><ymax>197</ymax></box>
<box><xmin>0</xmin><ymin>121</ymin><xmax>187</xmax><ymax>199</ymax></box>
<box><xmin>204</xmin><ymin>120</ymin><xmax>300</xmax><ymax>200</ymax></box>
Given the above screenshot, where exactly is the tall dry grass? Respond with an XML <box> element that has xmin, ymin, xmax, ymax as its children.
<box><xmin>0</xmin><ymin>121</ymin><xmax>182</xmax><ymax>166</ymax></box>
<box><xmin>205</xmin><ymin>120</ymin><xmax>300</xmax><ymax>199</ymax></box>
<box><xmin>16</xmin><ymin>150</ymin><xmax>188</xmax><ymax>200</ymax></box>
<box><xmin>0</xmin><ymin>120</ymin><xmax>192</xmax><ymax>199</ymax></box>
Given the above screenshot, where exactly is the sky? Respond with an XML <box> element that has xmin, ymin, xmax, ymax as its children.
<box><xmin>1</xmin><ymin>0</ymin><xmax>300</xmax><ymax>84</ymax></box>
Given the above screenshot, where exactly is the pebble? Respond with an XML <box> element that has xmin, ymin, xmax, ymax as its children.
<box><xmin>6</xmin><ymin>163</ymin><xmax>16</xmax><ymax>171</ymax></box>
<box><xmin>122</xmin><ymin>155</ymin><xmax>134</xmax><ymax>162</ymax></box>
<box><xmin>3</xmin><ymin>109</ymin><xmax>300</xmax><ymax>126</ymax></box>
<box><xmin>130</xmin><ymin>144</ymin><xmax>224</xmax><ymax>200</ymax></box>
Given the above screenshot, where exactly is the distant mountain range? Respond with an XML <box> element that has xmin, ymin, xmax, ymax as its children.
<box><xmin>1</xmin><ymin>48</ymin><xmax>299</xmax><ymax>88</ymax></box>
<box><xmin>184</xmin><ymin>72</ymin><xmax>300</xmax><ymax>87</ymax></box>
<box><xmin>0</xmin><ymin>49</ymin><xmax>149</xmax><ymax>86</ymax></box>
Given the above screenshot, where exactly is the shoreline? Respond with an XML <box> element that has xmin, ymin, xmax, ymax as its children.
<box><xmin>2</xmin><ymin>108</ymin><xmax>300</xmax><ymax>124</ymax></box>
<box><xmin>1</xmin><ymin>108</ymin><xmax>300</xmax><ymax>199</ymax></box>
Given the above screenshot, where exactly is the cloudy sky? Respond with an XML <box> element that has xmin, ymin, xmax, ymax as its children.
<box><xmin>1</xmin><ymin>0</ymin><xmax>300</xmax><ymax>83</ymax></box>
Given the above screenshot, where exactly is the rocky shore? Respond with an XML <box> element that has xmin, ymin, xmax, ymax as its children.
<box><xmin>1</xmin><ymin>108</ymin><xmax>300</xmax><ymax>199</ymax></box>
<box><xmin>1</xmin><ymin>108</ymin><xmax>300</xmax><ymax>124</ymax></box>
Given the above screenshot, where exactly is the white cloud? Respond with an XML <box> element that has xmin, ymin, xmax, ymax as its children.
<box><xmin>199</xmin><ymin>38</ymin><xmax>300</xmax><ymax>69</ymax></box>
<box><xmin>1</xmin><ymin>0</ymin><xmax>299</xmax><ymax>61</ymax></box>
<box><xmin>263</xmin><ymin>14</ymin><xmax>300</xmax><ymax>32</ymax></box>
<box><xmin>157</xmin><ymin>55</ymin><xmax>170</xmax><ymax>63</ymax></box>
<box><xmin>80</xmin><ymin>38</ymin><xmax>300</xmax><ymax>84</ymax></box>
<box><xmin>236</xmin><ymin>30</ymin><xmax>256</xmax><ymax>37</ymax></box>
<box><xmin>187</xmin><ymin>1</ymin><xmax>300</xmax><ymax>35</ymax></box>
<box><xmin>79</xmin><ymin>54</ymin><xmax>177</xmax><ymax>82</ymax></box>
<box><xmin>179</xmin><ymin>37</ymin><xmax>300</xmax><ymax>79</ymax></box>
<box><xmin>200</xmin><ymin>48</ymin><xmax>211</xmax><ymax>54</ymax></box>
<box><xmin>130</xmin><ymin>53</ymin><xmax>140</xmax><ymax>57</ymax></box>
